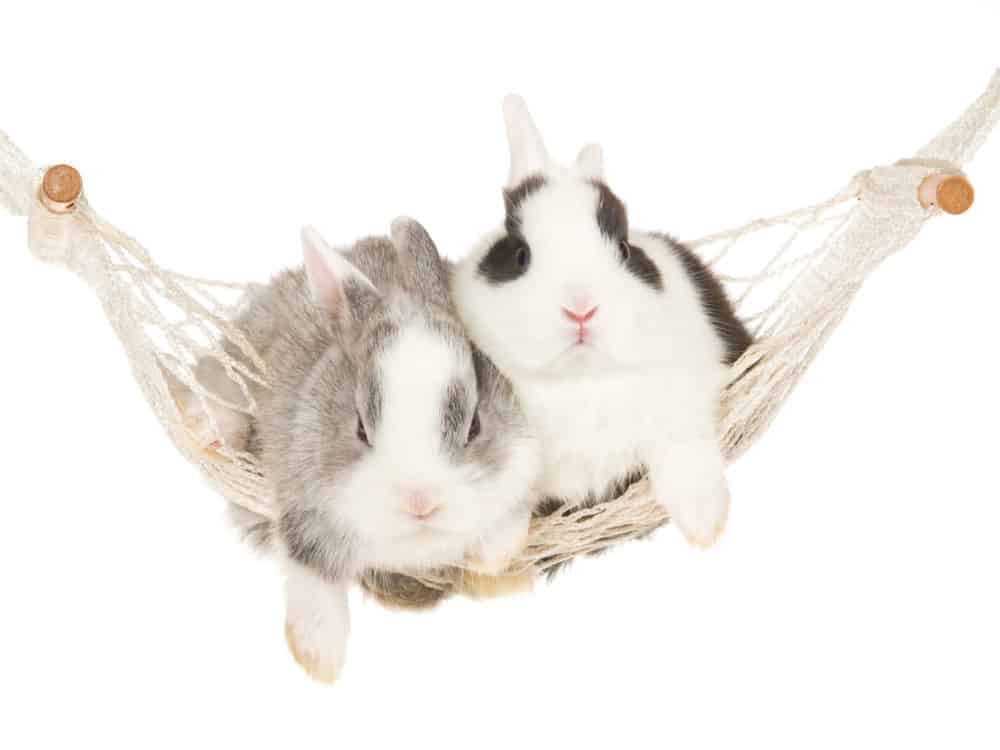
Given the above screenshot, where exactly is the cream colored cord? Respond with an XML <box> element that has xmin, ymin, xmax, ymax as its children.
<box><xmin>2</xmin><ymin>70</ymin><xmax>997</xmax><ymax>580</ymax></box>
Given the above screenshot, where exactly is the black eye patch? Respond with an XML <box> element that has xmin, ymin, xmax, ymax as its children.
<box><xmin>477</xmin><ymin>235</ymin><xmax>531</xmax><ymax>284</ymax></box>
<box><xmin>477</xmin><ymin>175</ymin><xmax>547</xmax><ymax>285</ymax></box>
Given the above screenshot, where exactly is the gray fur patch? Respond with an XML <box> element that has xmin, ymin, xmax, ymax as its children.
<box><xmin>280</xmin><ymin>507</ymin><xmax>356</xmax><ymax>581</ymax></box>
<box><xmin>227</xmin><ymin>502</ymin><xmax>273</xmax><ymax>549</ymax></box>
<box><xmin>441</xmin><ymin>379</ymin><xmax>468</xmax><ymax>445</ymax></box>
<box><xmin>364</xmin><ymin>379</ymin><xmax>382</xmax><ymax>435</ymax></box>
<box><xmin>344</xmin><ymin>278</ymin><xmax>380</xmax><ymax>326</ymax></box>
<box><xmin>393</xmin><ymin>218</ymin><xmax>452</xmax><ymax>310</ymax></box>
<box><xmin>458</xmin><ymin>348</ymin><xmax>525</xmax><ymax>479</ymax></box>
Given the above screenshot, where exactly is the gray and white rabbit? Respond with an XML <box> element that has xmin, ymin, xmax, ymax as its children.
<box><xmin>451</xmin><ymin>97</ymin><xmax>752</xmax><ymax>549</ymax></box>
<box><xmin>172</xmin><ymin>218</ymin><xmax>540</xmax><ymax>681</ymax></box>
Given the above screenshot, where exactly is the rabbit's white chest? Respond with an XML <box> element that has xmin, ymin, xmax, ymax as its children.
<box><xmin>516</xmin><ymin>373</ymin><xmax>670</xmax><ymax>502</ymax></box>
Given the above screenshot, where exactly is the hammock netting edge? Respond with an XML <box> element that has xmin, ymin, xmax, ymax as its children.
<box><xmin>2</xmin><ymin>71</ymin><xmax>998</xmax><ymax>591</ymax></box>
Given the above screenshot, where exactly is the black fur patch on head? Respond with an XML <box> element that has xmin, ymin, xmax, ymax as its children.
<box><xmin>655</xmin><ymin>233</ymin><xmax>753</xmax><ymax>365</ymax></box>
<box><xmin>620</xmin><ymin>243</ymin><xmax>663</xmax><ymax>291</ymax></box>
<box><xmin>503</xmin><ymin>174</ymin><xmax>547</xmax><ymax>236</ymax></box>
<box><xmin>477</xmin><ymin>175</ymin><xmax>546</xmax><ymax>285</ymax></box>
<box><xmin>593</xmin><ymin>181</ymin><xmax>663</xmax><ymax>291</ymax></box>
<box><xmin>593</xmin><ymin>182</ymin><xmax>628</xmax><ymax>242</ymax></box>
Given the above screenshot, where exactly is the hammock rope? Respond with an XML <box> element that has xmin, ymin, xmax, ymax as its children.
<box><xmin>2</xmin><ymin>70</ymin><xmax>997</xmax><ymax>586</ymax></box>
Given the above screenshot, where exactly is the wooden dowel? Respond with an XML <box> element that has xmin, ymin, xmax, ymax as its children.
<box><xmin>918</xmin><ymin>173</ymin><xmax>974</xmax><ymax>214</ymax></box>
<box><xmin>40</xmin><ymin>164</ymin><xmax>82</xmax><ymax>214</ymax></box>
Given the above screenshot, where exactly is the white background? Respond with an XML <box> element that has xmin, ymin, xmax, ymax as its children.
<box><xmin>1</xmin><ymin>2</ymin><xmax>998</xmax><ymax>748</ymax></box>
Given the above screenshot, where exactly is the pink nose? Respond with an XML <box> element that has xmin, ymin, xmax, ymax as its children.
<box><xmin>563</xmin><ymin>306</ymin><xmax>598</xmax><ymax>325</ymax></box>
<box><xmin>404</xmin><ymin>492</ymin><xmax>438</xmax><ymax>519</ymax></box>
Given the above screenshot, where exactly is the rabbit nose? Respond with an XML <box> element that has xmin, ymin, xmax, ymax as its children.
<box><xmin>403</xmin><ymin>492</ymin><xmax>438</xmax><ymax>519</ymax></box>
<box><xmin>562</xmin><ymin>305</ymin><xmax>598</xmax><ymax>324</ymax></box>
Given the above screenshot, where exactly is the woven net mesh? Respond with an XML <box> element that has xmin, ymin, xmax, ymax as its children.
<box><xmin>2</xmin><ymin>71</ymin><xmax>998</xmax><ymax>588</ymax></box>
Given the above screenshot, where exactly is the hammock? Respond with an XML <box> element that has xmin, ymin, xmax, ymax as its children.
<box><xmin>2</xmin><ymin>72</ymin><xmax>997</xmax><ymax>595</ymax></box>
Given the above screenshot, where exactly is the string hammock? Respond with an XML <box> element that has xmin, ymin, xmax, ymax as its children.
<box><xmin>2</xmin><ymin>71</ymin><xmax>998</xmax><ymax>598</ymax></box>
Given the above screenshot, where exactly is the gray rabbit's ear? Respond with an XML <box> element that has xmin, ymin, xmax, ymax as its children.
<box><xmin>390</xmin><ymin>217</ymin><xmax>451</xmax><ymax>309</ymax></box>
<box><xmin>502</xmin><ymin>94</ymin><xmax>550</xmax><ymax>187</ymax></box>
<box><xmin>301</xmin><ymin>226</ymin><xmax>379</xmax><ymax>326</ymax></box>
<box><xmin>574</xmin><ymin>143</ymin><xmax>605</xmax><ymax>181</ymax></box>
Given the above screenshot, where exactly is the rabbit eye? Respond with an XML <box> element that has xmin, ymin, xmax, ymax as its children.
<box><xmin>515</xmin><ymin>244</ymin><xmax>531</xmax><ymax>270</ymax></box>
<box><xmin>479</xmin><ymin>236</ymin><xmax>532</xmax><ymax>284</ymax></box>
<box><xmin>618</xmin><ymin>240</ymin><xmax>631</xmax><ymax>262</ymax></box>
<box><xmin>356</xmin><ymin>413</ymin><xmax>371</xmax><ymax>447</ymax></box>
<box><xmin>467</xmin><ymin>410</ymin><xmax>481</xmax><ymax>444</ymax></box>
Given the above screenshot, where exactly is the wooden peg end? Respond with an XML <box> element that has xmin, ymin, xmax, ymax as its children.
<box><xmin>40</xmin><ymin>164</ymin><xmax>83</xmax><ymax>214</ymax></box>
<box><xmin>918</xmin><ymin>173</ymin><xmax>974</xmax><ymax>215</ymax></box>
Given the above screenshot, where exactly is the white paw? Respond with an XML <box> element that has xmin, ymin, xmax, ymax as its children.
<box><xmin>651</xmin><ymin>443</ymin><xmax>731</xmax><ymax>549</ymax></box>
<box><xmin>457</xmin><ymin>569</ymin><xmax>535</xmax><ymax>600</ymax></box>
<box><xmin>661</xmin><ymin>478</ymin><xmax>730</xmax><ymax>549</ymax></box>
<box><xmin>181</xmin><ymin>397</ymin><xmax>250</xmax><ymax>453</ymax></box>
<box><xmin>465</xmin><ymin>511</ymin><xmax>530</xmax><ymax>574</ymax></box>
<box><xmin>284</xmin><ymin>568</ymin><xmax>349</xmax><ymax>684</ymax></box>
<box><xmin>284</xmin><ymin>617</ymin><xmax>347</xmax><ymax>684</ymax></box>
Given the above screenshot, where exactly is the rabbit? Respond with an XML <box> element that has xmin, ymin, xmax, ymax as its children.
<box><xmin>450</xmin><ymin>96</ymin><xmax>752</xmax><ymax>551</ymax></box>
<box><xmin>170</xmin><ymin>218</ymin><xmax>541</xmax><ymax>681</ymax></box>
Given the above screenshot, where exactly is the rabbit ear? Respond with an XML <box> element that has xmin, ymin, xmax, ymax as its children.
<box><xmin>502</xmin><ymin>94</ymin><xmax>550</xmax><ymax>186</ymax></box>
<box><xmin>390</xmin><ymin>217</ymin><xmax>451</xmax><ymax>309</ymax></box>
<box><xmin>574</xmin><ymin>143</ymin><xmax>605</xmax><ymax>180</ymax></box>
<box><xmin>301</xmin><ymin>226</ymin><xmax>378</xmax><ymax>325</ymax></box>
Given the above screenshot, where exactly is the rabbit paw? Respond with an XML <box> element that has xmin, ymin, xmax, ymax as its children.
<box><xmin>665</xmin><ymin>479</ymin><xmax>730</xmax><ymax>549</ymax></box>
<box><xmin>284</xmin><ymin>619</ymin><xmax>346</xmax><ymax>684</ymax></box>
<box><xmin>283</xmin><ymin>570</ymin><xmax>349</xmax><ymax>684</ymax></box>
<box><xmin>174</xmin><ymin>389</ymin><xmax>250</xmax><ymax>455</ymax></box>
<box><xmin>456</xmin><ymin>569</ymin><xmax>535</xmax><ymax>600</ymax></box>
<box><xmin>459</xmin><ymin>512</ymin><xmax>534</xmax><ymax>600</ymax></box>
<box><xmin>651</xmin><ymin>444</ymin><xmax>731</xmax><ymax>549</ymax></box>
<box><xmin>465</xmin><ymin>511</ymin><xmax>530</xmax><ymax>575</ymax></box>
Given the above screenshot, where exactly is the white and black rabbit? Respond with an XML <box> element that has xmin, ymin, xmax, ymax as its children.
<box><xmin>451</xmin><ymin>97</ymin><xmax>752</xmax><ymax>550</ymax></box>
<box><xmin>173</xmin><ymin>218</ymin><xmax>540</xmax><ymax>681</ymax></box>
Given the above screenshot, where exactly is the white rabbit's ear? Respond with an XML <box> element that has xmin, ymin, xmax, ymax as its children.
<box><xmin>574</xmin><ymin>143</ymin><xmax>605</xmax><ymax>180</ymax></box>
<box><xmin>502</xmin><ymin>94</ymin><xmax>550</xmax><ymax>186</ymax></box>
<box><xmin>301</xmin><ymin>226</ymin><xmax>377</xmax><ymax>321</ymax></box>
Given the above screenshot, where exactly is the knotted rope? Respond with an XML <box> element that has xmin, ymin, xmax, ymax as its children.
<box><xmin>2</xmin><ymin>70</ymin><xmax>997</xmax><ymax>584</ymax></box>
